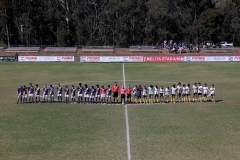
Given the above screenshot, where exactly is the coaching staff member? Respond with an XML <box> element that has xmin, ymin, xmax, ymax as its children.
<box><xmin>112</xmin><ymin>82</ymin><xmax>119</xmax><ymax>103</ymax></box>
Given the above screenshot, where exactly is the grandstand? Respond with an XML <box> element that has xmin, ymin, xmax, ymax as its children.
<box><xmin>44</xmin><ymin>47</ymin><xmax>77</xmax><ymax>53</ymax></box>
<box><xmin>5</xmin><ymin>47</ymin><xmax>40</xmax><ymax>53</ymax></box>
<box><xmin>82</xmin><ymin>46</ymin><xmax>115</xmax><ymax>53</ymax></box>
<box><xmin>130</xmin><ymin>45</ymin><xmax>162</xmax><ymax>53</ymax></box>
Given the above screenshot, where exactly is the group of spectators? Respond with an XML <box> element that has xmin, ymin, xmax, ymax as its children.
<box><xmin>162</xmin><ymin>40</ymin><xmax>200</xmax><ymax>54</ymax></box>
<box><xmin>202</xmin><ymin>43</ymin><xmax>220</xmax><ymax>49</ymax></box>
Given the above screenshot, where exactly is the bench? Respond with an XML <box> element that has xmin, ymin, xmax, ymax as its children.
<box><xmin>130</xmin><ymin>46</ymin><xmax>162</xmax><ymax>53</ymax></box>
<box><xmin>44</xmin><ymin>47</ymin><xmax>77</xmax><ymax>53</ymax></box>
<box><xmin>5</xmin><ymin>47</ymin><xmax>40</xmax><ymax>53</ymax></box>
<box><xmin>82</xmin><ymin>46</ymin><xmax>114</xmax><ymax>53</ymax></box>
<box><xmin>204</xmin><ymin>47</ymin><xmax>237</xmax><ymax>53</ymax></box>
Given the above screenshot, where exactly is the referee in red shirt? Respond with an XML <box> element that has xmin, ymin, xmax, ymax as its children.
<box><xmin>112</xmin><ymin>82</ymin><xmax>119</xmax><ymax>103</ymax></box>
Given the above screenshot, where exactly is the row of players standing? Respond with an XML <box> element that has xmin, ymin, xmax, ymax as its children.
<box><xmin>119</xmin><ymin>82</ymin><xmax>216</xmax><ymax>104</ymax></box>
<box><xmin>17</xmin><ymin>83</ymin><xmax>114</xmax><ymax>104</ymax></box>
<box><xmin>17</xmin><ymin>82</ymin><xmax>216</xmax><ymax>104</ymax></box>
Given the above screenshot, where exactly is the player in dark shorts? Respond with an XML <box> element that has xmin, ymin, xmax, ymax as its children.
<box><xmin>137</xmin><ymin>85</ymin><xmax>143</xmax><ymax>103</ymax></box>
<box><xmin>112</xmin><ymin>82</ymin><xmax>119</xmax><ymax>103</ymax></box>
<box><xmin>22</xmin><ymin>85</ymin><xmax>27</xmax><ymax>103</ymax></box>
<box><xmin>126</xmin><ymin>85</ymin><xmax>132</xmax><ymax>103</ymax></box>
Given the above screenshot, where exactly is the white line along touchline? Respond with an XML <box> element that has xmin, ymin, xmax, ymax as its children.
<box><xmin>122</xmin><ymin>63</ymin><xmax>131</xmax><ymax>160</ymax></box>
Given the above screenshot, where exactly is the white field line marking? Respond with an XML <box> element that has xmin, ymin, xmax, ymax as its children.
<box><xmin>123</xmin><ymin>63</ymin><xmax>131</xmax><ymax>160</ymax></box>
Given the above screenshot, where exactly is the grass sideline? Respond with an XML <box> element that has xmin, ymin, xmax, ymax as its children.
<box><xmin>0</xmin><ymin>62</ymin><xmax>240</xmax><ymax>159</ymax></box>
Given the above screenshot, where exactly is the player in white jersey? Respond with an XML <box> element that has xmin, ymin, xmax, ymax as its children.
<box><xmin>171</xmin><ymin>84</ymin><xmax>177</xmax><ymax>103</ymax></box>
<box><xmin>165</xmin><ymin>87</ymin><xmax>170</xmax><ymax>103</ymax></box>
<box><xmin>209</xmin><ymin>84</ymin><xmax>216</xmax><ymax>103</ymax></box>
<box><xmin>198</xmin><ymin>82</ymin><xmax>203</xmax><ymax>102</ymax></box>
<box><xmin>203</xmin><ymin>83</ymin><xmax>208</xmax><ymax>102</ymax></box>
<box><xmin>176</xmin><ymin>83</ymin><xmax>183</xmax><ymax>102</ymax></box>
<box><xmin>159</xmin><ymin>86</ymin><xmax>164</xmax><ymax>103</ymax></box>
<box><xmin>192</xmin><ymin>83</ymin><xmax>198</xmax><ymax>102</ymax></box>
<box><xmin>182</xmin><ymin>84</ymin><xmax>186</xmax><ymax>102</ymax></box>
<box><xmin>154</xmin><ymin>85</ymin><xmax>159</xmax><ymax>103</ymax></box>
<box><xmin>185</xmin><ymin>84</ymin><xmax>191</xmax><ymax>102</ymax></box>
<box><xmin>147</xmin><ymin>85</ymin><xmax>154</xmax><ymax>103</ymax></box>
<box><xmin>132</xmin><ymin>85</ymin><xmax>137</xmax><ymax>103</ymax></box>
<box><xmin>142</xmin><ymin>86</ymin><xmax>148</xmax><ymax>103</ymax></box>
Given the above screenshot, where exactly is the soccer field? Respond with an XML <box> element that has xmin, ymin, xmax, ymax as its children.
<box><xmin>1</xmin><ymin>62</ymin><xmax>240</xmax><ymax>160</ymax></box>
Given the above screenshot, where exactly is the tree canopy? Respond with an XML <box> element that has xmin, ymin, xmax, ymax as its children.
<box><xmin>0</xmin><ymin>0</ymin><xmax>239</xmax><ymax>47</ymax></box>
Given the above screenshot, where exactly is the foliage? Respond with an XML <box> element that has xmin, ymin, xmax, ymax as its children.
<box><xmin>0</xmin><ymin>0</ymin><xmax>239</xmax><ymax>46</ymax></box>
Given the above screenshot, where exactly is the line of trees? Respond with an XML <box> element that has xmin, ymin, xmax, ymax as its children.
<box><xmin>0</xmin><ymin>0</ymin><xmax>239</xmax><ymax>47</ymax></box>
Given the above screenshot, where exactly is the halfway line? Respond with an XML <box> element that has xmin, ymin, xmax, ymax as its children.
<box><xmin>122</xmin><ymin>63</ymin><xmax>131</xmax><ymax>160</ymax></box>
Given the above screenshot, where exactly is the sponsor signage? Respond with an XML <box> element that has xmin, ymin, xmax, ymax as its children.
<box><xmin>18</xmin><ymin>56</ymin><xmax>74</xmax><ymax>62</ymax></box>
<box><xmin>0</xmin><ymin>56</ymin><xmax>18</xmax><ymax>62</ymax></box>
<box><xmin>80</xmin><ymin>56</ymin><xmax>101</xmax><ymax>62</ymax></box>
<box><xmin>184</xmin><ymin>56</ymin><xmax>205</xmax><ymax>62</ymax></box>
<box><xmin>123</xmin><ymin>56</ymin><xmax>143</xmax><ymax>62</ymax></box>
<box><xmin>80</xmin><ymin>56</ymin><xmax>143</xmax><ymax>62</ymax></box>
<box><xmin>204</xmin><ymin>56</ymin><xmax>228</xmax><ymax>62</ymax></box>
<box><xmin>232</xmin><ymin>56</ymin><xmax>240</xmax><ymax>61</ymax></box>
<box><xmin>184</xmin><ymin>56</ymin><xmax>240</xmax><ymax>62</ymax></box>
<box><xmin>100</xmin><ymin>56</ymin><xmax>123</xmax><ymax>62</ymax></box>
<box><xmin>143</xmin><ymin>56</ymin><xmax>184</xmax><ymax>62</ymax></box>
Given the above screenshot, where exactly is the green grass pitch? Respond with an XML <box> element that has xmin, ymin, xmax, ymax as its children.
<box><xmin>1</xmin><ymin>62</ymin><xmax>240</xmax><ymax>160</ymax></box>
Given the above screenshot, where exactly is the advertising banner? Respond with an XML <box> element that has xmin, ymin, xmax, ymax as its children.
<box><xmin>204</xmin><ymin>56</ymin><xmax>228</xmax><ymax>62</ymax></box>
<box><xmin>184</xmin><ymin>56</ymin><xmax>205</xmax><ymax>62</ymax></box>
<box><xmin>228</xmin><ymin>56</ymin><xmax>240</xmax><ymax>62</ymax></box>
<box><xmin>143</xmin><ymin>56</ymin><xmax>184</xmax><ymax>62</ymax></box>
<box><xmin>80</xmin><ymin>56</ymin><xmax>101</xmax><ymax>62</ymax></box>
<box><xmin>19</xmin><ymin>56</ymin><xmax>74</xmax><ymax>62</ymax></box>
<box><xmin>123</xmin><ymin>56</ymin><xmax>143</xmax><ymax>62</ymax></box>
<box><xmin>80</xmin><ymin>56</ymin><xmax>143</xmax><ymax>62</ymax></box>
<box><xmin>19</xmin><ymin>56</ymin><xmax>37</xmax><ymax>62</ymax></box>
<box><xmin>100</xmin><ymin>56</ymin><xmax>123</xmax><ymax>62</ymax></box>
<box><xmin>0</xmin><ymin>56</ymin><xmax>18</xmax><ymax>62</ymax></box>
<box><xmin>184</xmin><ymin>56</ymin><xmax>240</xmax><ymax>62</ymax></box>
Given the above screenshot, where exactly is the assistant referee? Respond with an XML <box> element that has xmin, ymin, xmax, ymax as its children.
<box><xmin>112</xmin><ymin>82</ymin><xmax>119</xmax><ymax>103</ymax></box>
